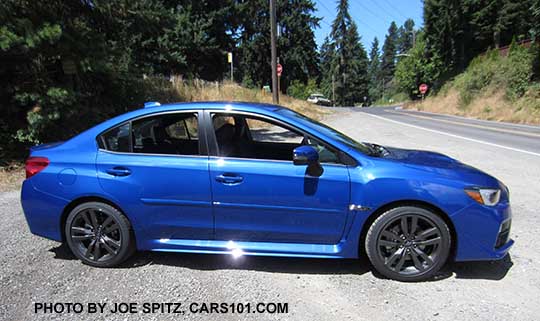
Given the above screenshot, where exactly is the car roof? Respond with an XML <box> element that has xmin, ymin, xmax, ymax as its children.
<box><xmin>143</xmin><ymin>101</ymin><xmax>287</xmax><ymax>113</ymax></box>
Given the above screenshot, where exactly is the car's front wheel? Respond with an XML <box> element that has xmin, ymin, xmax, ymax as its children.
<box><xmin>65</xmin><ymin>202</ymin><xmax>135</xmax><ymax>267</ymax></box>
<box><xmin>365</xmin><ymin>206</ymin><xmax>451</xmax><ymax>282</ymax></box>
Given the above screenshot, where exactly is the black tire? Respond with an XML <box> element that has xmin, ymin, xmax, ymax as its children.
<box><xmin>365</xmin><ymin>206</ymin><xmax>451</xmax><ymax>282</ymax></box>
<box><xmin>65</xmin><ymin>202</ymin><xmax>135</xmax><ymax>267</ymax></box>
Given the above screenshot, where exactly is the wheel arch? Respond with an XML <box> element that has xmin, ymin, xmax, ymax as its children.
<box><xmin>60</xmin><ymin>195</ymin><xmax>132</xmax><ymax>243</ymax></box>
<box><xmin>358</xmin><ymin>199</ymin><xmax>457</xmax><ymax>261</ymax></box>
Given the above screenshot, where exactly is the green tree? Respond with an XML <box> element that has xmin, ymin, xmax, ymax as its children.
<box><xmin>0</xmin><ymin>0</ymin><xmax>237</xmax><ymax>159</ymax></box>
<box><xmin>319</xmin><ymin>36</ymin><xmax>335</xmax><ymax>99</ymax></box>
<box><xmin>237</xmin><ymin>0</ymin><xmax>320</xmax><ymax>92</ymax></box>
<box><xmin>322</xmin><ymin>0</ymin><xmax>369</xmax><ymax>106</ymax></box>
<box><xmin>380</xmin><ymin>21</ymin><xmax>398</xmax><ymax>84</ymax></box>
<box><xmin>368</xmin><ymin>37</ymin><xmax>382</xmax><ymax>101</ymax></box>
<box><xmin>395</xmin><ymin>32</ymin><xmax>443</xmax><ymax>99</ymax></box>
<box><xmin>423</xmin><ymin>0</ymin><xmax>536</xmax><ymax>88</ymax></box>
<box><xmin>397</xmin><ymin>19</ymin><xmax>415</xmax><ymax>55</ymax></box>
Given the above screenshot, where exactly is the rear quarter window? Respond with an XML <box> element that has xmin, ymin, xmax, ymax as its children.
<box><xmin>101</xmin><ymin>123</ymin><xmax>130</xmax><ymax>152</ymax></box>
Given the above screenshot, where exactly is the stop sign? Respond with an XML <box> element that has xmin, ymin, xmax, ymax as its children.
<box><xmin>277</xmin><ymin>63</ymin><xmax>283</xmax><ymax>77</ymax></box>
<box><xmin>419</xmin><ymin>83</ymin><xmax>428</xmax><ymax>95</ymax></box>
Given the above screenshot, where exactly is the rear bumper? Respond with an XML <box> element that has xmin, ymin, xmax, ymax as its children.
<box><xmin>20</xmin><ymin>180</ymin><xmax>68</xmax><ymax>242</ymax></box>
<box><xmin>452</xmin><ymin>201</ymin><xmax>513</xmax><ymax>261</ymax></box>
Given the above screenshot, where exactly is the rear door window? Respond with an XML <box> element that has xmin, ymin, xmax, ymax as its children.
<box><xmin>99</xmin><ymin>112</ymin><xmax>199</xmax><ymax>156</ymax></box>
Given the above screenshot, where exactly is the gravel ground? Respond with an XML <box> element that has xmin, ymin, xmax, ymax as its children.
<box><xmin>1</xmin><ymin>110</ymin><xmax>539</xmax><ymax>320</ymax></box>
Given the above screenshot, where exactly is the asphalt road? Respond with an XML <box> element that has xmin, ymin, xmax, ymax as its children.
<box><xmin>360</xmin><ymin>106</ymin><xmax>540</xmax><ymax>156</ymax></box>
<box><xmin>1</xmin><ymin>108</ymin><xmax>540</xmax><ymax>320</ymax></box>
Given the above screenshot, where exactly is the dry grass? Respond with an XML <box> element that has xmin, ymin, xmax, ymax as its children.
<box><xmin>407</xmin><ymin>87</ymin><xmax>540</xmax><ymax>125</ymax></box>
<box><xmin>0</xmin><ymin>164</ymin><xmax>24</xmax><ymax>193</ymax></box>
<box><xmin>173</xmin><ymin>80</ymin><xmax>332</xmax><ymax>120</ymax></box>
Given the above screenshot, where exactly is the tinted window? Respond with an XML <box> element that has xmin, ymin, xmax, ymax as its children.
<box><xmin>212</xmin><ymin>113</ymin><xmax>340</xmax><ymax>163</ymax></box>
<box><xmin>102</xmin><ymin>123</ymin><xmax>130</xmax><ymax>152</ymax></box>
<box><xmin>132</xmin><ymin>113</ymin><xmax>199</xmax><ymax>155</ymax></box>
<box><xmin>100</xmin><ymin>112</ymin><xmax>199</xmax><ymax>156</ymax></box>
<box><xmin>245</xmin><ymin>118</ymin><xmax>303</xmax><ymax>144</ymax></box>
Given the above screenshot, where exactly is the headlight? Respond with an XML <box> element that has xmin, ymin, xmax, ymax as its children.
<box><xmin>465</xmin><ymin>188</ymin><xmax>501</xmax><ymax>206</ymax></box>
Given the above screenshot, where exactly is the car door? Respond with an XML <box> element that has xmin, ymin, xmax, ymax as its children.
<box><xmin>96</xmin><ymin>110</ymin><xmax>213</xmax><ymax>248</ymax></box>
<box><xmin>206</xmin><ymin>111</ymin><xmax>351</xmax><ymax>245</ymax></box>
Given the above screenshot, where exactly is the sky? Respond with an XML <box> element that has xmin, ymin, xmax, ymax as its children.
<box><xmin>313</xmin><ymin>0</ymin><xmax>424</xmax><ymax>51</ymax></box>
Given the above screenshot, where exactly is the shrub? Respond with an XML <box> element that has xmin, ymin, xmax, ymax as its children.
<box><xmin>287</xmin><ymin>79</ymin><xmax>319</xmax><ymax>100</ymax></box>
<box><xmin>453</xmin><ymin>43</ymin><xmax>534</xmax><ymax>107</ymax></box>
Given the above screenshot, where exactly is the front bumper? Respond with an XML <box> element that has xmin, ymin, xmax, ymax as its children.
<box><xmin>452</xmin><ymin>201</ymin><xmax>513</xmax><ymax>261</ymax></box>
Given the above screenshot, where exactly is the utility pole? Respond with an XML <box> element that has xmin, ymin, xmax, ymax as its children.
<box><xmin>381</xmin><ymin>77</ymin><xmax>385</xmax><ymax>102</ymax></box>
<box><xmin>270</xmin><ymin>0</ymin><xmax>279</xmax><ymax>104</ymax></box>
<box><xmin>227</xmin><ymin>52</ymin><xmax>233</xmax><ymax>82</ymax></box>
<box><xmin>332</xmin><ymin>74</ymin><xmax>335</xmax><ymax>107</ymax></box>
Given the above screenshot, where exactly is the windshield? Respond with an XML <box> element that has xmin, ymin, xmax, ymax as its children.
<box><xmin>277</xmin><ymin>108</ymin><xmax>372</xmax><ymax>155</ymax></box>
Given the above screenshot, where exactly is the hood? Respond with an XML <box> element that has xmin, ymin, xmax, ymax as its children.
<box><xmin>381</xmin><ymin>146</ymin><xmax>500</xmax><ymax>187</ymax></box>
<box><xmin>384</xmin><ymin>146</ymin><xmax>460</xmax><ymax>168</ymax></box>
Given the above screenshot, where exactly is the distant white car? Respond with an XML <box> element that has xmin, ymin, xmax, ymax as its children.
<box><xmin>307</xmin><ymin>93</ymin><xmax>332</xmax><ymax>106</ymax></box>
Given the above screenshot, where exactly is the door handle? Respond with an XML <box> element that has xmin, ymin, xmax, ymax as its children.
<box><xmin>215</xmin><ymin>173</ymin><xmax>244</xmax><ymax>185</ymax></box>
<box><xmin>106</xmin><ymin>167</ymin><xmax>132</xmax><ymax>177</ymax></box>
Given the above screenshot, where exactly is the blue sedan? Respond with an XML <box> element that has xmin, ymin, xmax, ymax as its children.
<box><xmin>21</xmin><ymin>102</ymin><xmax>513</xmax><ymax>281</ymax></box>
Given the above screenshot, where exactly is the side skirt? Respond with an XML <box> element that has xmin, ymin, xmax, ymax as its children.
<box><xmin>143</xmin><ymin>239</ymin><xmax>353</xmax><ymax>259</ymax></box>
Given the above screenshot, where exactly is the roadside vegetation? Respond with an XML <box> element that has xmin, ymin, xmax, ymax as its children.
<box><xmin>175</xmin><ymin>80</ymin><xmax>330</xmax><ymax>120</ymax></box>
<box><xmin>0</xmin><ymin>78</ymin><xmax>328</xmax><ymax>189</ymax></box>
<box><xmin>0</xmin><ymin>0</ymin><xmax>325</xmax><ymax>166</ymax></box>
<box><xmin>406</xmin><ymin>43</ymin><xmax>540</xmax><ymax>124</ymax></box>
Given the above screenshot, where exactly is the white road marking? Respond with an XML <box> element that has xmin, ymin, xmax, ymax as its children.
<box><xmin>400</xmin><ymin>108</ymin><xmax>540</xmax><ymax>130</ymax></box>
<box><xmin>385</xmin><ymin>110</ymin><xmax>540</xmax><ymax>138</ymax></box>
<box><xmin>363</xmin><ymin>112</ymin><xmax>540</xmax><ymax>157</ymax></box>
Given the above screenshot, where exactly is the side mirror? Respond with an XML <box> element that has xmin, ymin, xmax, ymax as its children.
<box><xmin>293</xmin><ymin>145</ymin><xmax>319</xmax><ymax>166</ymax></box>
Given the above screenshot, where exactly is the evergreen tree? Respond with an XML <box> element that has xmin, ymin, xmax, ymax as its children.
<box><xmin>278</xmin><ymin>0</ymin><xmax>321</xmax><ymax>91</ymax></box>
<box><xmin>423</xmin><ymin>0</ymin><xmax>536</xmax><ymax>87</ymax></box>
<box><xmin>397</xmin><ymin>19</ymin><xmax>415</xmax><ymax>55</ymax></box>
<box><xmin>319</xmin><ymin>36</ymin><xmax>336</xmax><ymax>100</ymax></box>
<box><xmin>380</xmin><ymin>21</ymin><xmax>398</xmax><ymax>84</ymax></box>
<box><xmin>344</xmin><ymin>22</ymin><xmax>369</xmax><ymax>105</ymax></box>
<box><xmin>322</xmin><ymin>0</ymin><xmax>369</xmax><ymax>106</ymax></box>
<box><xmin>237</xmin><ymin>0</ymin><xmax>320</xmax><ymax>91</ymax></box>
<box><xmin>368</xmin><ymin>37</ymin><xmax>381</xmax><ymax>101</ymax></box>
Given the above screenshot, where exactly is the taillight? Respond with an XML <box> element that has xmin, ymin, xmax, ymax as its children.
<box><xmin>25</xmin><ymin>157</ymin><xmax>49</xmax><ymax>178</ymax></box>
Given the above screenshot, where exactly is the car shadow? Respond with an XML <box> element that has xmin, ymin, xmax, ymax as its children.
<box><xmin>127</xmin><ymin>251</ymin><xmax>373</xmax><ymax>276</ymax></box>
<box><xmin>448</xmin><ymin>254</ymin><xmax>514</xmax><ymax>281</ymax></box>
<box><xmin>49</xmin><ymin>244</ymin><xmax>513</xmax><ymax>281</ymax></box>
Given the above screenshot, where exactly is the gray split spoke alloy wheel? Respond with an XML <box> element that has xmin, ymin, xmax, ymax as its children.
<box><xmin>65</xmin><ymin>202</ymin><xmax>135</xmax><ymax>267</ymax></box>
<box><xmin>366</xmin><ymin>206</ymin><xmax>451</xmax><ymax>282</ymax></box>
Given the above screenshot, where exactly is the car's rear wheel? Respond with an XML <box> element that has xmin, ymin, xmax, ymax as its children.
<box><xmin>365</xmin><ymin>206</ymin><xmax>451</xmax><ymax>282</ymax></box>
<box><xmin>65</xmin><ymin>202</ymin><xmax>135</xmax><ymax>267</ymax></box>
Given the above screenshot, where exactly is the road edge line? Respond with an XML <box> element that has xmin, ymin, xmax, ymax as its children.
<box><xmin>363</xmin><ymin>112</ymin><xmax>540</xmax><ymax>158</ymax></box>
<box><xmin>401</xmin><ymin>108</ymin><xmax>540</xmax><ymax>130</ymax></box>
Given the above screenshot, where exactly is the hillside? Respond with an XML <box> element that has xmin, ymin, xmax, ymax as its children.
<box><xmin>406</xmin><ymin>44</ymin><xmax>540</xmax><ymax>124</ymax></box>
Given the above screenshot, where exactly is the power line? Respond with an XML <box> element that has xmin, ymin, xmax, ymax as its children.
<box><xmin>349</xmin><ymin>0</ymin><xmax>391</xmax><ymax>25</ymax></box>
<box><xmin>365</xmin><ymin>0</ymin><xmax>401</xmax><ymax>22</ymax></box>
<box><xmin>315</xmin><ymin>0</ymin><xmax>334</xmax><ymax>27</ymax></box>
<box><xmin>317</xmin><ymin>0</ymin><xmax>380</xmax><ymax>35</ymax></box>
<box><xmin>316</xmin><ymin>0</ymin><xmax>333</xmax><ymax>15</ymax></box>
<box><xmin>320</xmin><ymin>19</ymin><xmax>332</xmax><ymax>27</ymax></box>
<box><xmin>350</xmin><ymin>13</ymin><xmax>380</xmax><ymax>35</ymax></box>
<box><xmin>380</xmin><ymin>0</ymin><xmax>408</xmax><ymax>20</ymax></box>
